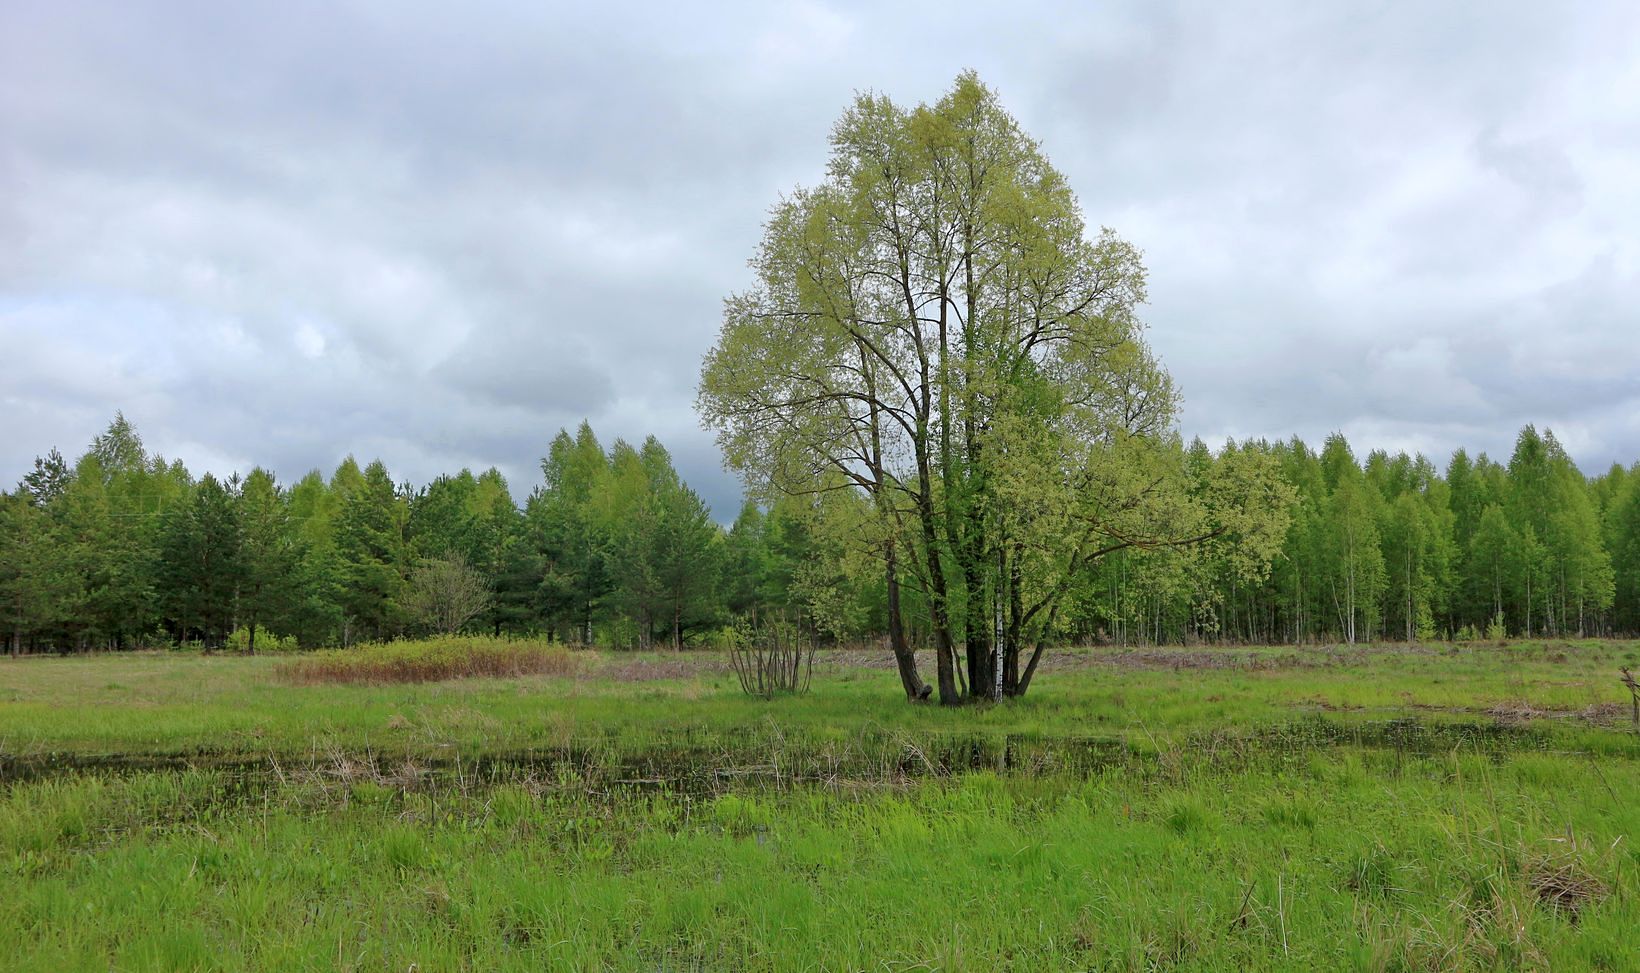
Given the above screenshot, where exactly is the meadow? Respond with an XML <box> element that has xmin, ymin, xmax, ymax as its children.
<box><xmin>2</xmin><ymin>638</ymin><xmax>1638</xmax><ymax>971</ymax></box>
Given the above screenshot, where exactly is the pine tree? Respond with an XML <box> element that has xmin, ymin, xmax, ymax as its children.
<box><xmin>238</xmin><ymin>468</ymin><xmax>299</xmax><ymax>653</ymax></box>
<box><xmin>334</xmin><ymin>461</ymin><xmax>408</xmax><ymax>643</ymax></box>
<box><xmin>159</xmin><ymin>474</ymin><xmax>244</xmax><ymax>647</ymax></box>
<box><xmin>533</xmin><ymin>424</ymin><xmax>615</xmax><ymax>644</ymax></box>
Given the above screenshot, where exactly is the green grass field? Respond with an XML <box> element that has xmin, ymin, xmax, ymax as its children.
<box><xmin>3</xmin><ymin>640</ymin><xmax>1638</xmax><ymax>971</ymax></box>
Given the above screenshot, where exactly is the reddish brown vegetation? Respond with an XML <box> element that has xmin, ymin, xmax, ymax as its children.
<box><xmin>281</xmin><ymin>637</ymin><xmax>576</xmax><ymax>685</ymax></box>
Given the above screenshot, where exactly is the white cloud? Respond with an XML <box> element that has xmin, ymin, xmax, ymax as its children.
<box><xmin>294</xmin><ymin>321</ymin><xmax>327</xmax><ymax>359</ymax></box>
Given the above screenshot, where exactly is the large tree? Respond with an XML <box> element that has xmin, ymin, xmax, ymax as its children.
<box><xmin>700</xmin><ymin>73</ymin><xmax>1287</xmax><ymax>702</ymax></box>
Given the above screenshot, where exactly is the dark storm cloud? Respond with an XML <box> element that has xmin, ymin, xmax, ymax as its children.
<box><xmin>3</xmin><ymin>1</ymin><xmax>1638</xmax><ymax>518</ymax></box>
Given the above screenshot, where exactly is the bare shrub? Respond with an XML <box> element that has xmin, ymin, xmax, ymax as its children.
<box><xmin>728</xmin><ymin>622</ymin><xmax>814</xmax><ymax>698</ymax></box>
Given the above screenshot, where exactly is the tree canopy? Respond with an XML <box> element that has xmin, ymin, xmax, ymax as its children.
<box><xmin>699</xmin><ymin>72</ymin><xmax>1292</xmax><ymax>702</ymax></box>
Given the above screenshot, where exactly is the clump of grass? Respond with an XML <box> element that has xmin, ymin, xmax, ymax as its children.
<box><xmin>281</xmin><ymin>636</ymin><xmax>576</xmax><ymax>685</ymax></box>
<box><xmin>1343</xmin><ymin>843</ymin><xmax>1403</xmax><ymax>898</ymax></box>
<box><xmin>1161</xmin><ymin>794</ymin><xmax>1213</xmax><ymax>835</ymax></box>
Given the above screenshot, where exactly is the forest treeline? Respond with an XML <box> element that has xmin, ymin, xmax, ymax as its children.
<box><xmin>2</xmin><ymin>413</ymin><xmax>1638</xmax><ymax>655</ymax></box>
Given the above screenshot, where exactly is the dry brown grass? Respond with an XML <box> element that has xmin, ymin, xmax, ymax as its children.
<box><xmin>280</xmin><ymin>636</ymin><xmax>577</xmax><ymax>685</ymax></box>
<box><xmin>1527</xmin><ymin>830</ymin><xmax>1611</xmax><ymax>919</ymax></box>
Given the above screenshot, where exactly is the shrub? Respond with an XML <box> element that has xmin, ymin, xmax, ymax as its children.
<box><xmin>280</xmin><ymin>636</ymin><xmax>576</xmax><ymax>685</ymax></box>
<box><xmin>726</xmin><ymin>620</ymin><xmax>813</xmax><ymax>698</ymax></box>
<box><xmin>225</xmin><ymin>626</ymin><xmax>298</xmax><ymax>654</ymax></box>
<box><xmin>403</xmin><ymin>554</ymin><xmax>492</xmax><ymax>635</ymax></box>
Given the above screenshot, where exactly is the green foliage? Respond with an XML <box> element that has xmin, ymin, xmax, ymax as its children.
<box><xmin>157</xmin><ymin>472</ymin><xmax>243</xmax><ymax>647</ymax></box>
<box><xmin>335</xmin><ymin>460</ymin><xmax>411</xmax><ymax>642</ymax></box>
<box><xmin>528</xmin><ymin>425</ymin><xmax>727</xmax><ymax>649</ymax></box>
<box><xmin>699</xmin><ymin>73</ymin><xmax>1294</xmax><ymax>701</ymax></box>
<box><xmin>8</xmin><ymin>380</ymin><xmax>1640</xmax><ymax>681</ymax></box>
<box><xmin>404</xmin><ymin>553</ymin><xmax>492</xmax><ymax>636</ymax></box>
<box><xmin>8</xmin><ymin>404</ymin><xmax>1640</xmax><ymax>673</ymax></box>
<box><xmin>225</xmin><ymin>625</ymin><xmax>297</xmax><ymax>653</ymax></box>
<box><xmin>0</xmin><ymin>406</ymin><xmax>733</xmax><ymax>660</ymax></box>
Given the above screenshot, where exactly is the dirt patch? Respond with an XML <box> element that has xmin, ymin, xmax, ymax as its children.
<box><xmin>1297</xmin><ymin>696</ymin><xmax>1364</xmax><ymax>712</ymax></box>
<box><xmin>1487</xmin><ymin>701</ymin><xmax>1549</xmax><ymax>726</ymax></box>
<box><xmin>1578</xmin><ymin>702</ymin><xmax>1631</xmax><ymax>727</ymax></box>
<box><xmin>1487</xmin><ymin>699</ymin><xmax>1633</xmax><ymax>727</ymax></box>
<box><xmin>596</xmin><ymin>655</ymin><xmax>729</xmax><ymax>682</ymax></box>
<box><xmin>1317</xmin><ymin>698</ymin><xmax>1631</xmax><ymax>728</ymax></box>
<box><xmin>820</xmin><ymin>646</ymin><xmax>1340</xmax><ymax>675</ymax></box>
<box><xmin>1085</xmin><ymin>649</ymin><xmax>1315</xmax><ymax>671</ymax></box>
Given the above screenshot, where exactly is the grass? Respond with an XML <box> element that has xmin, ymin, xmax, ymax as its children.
<box><xmin>2</xmin><ymin>639</ymin><xmax>1638</xmax><ymax>970</ymax></box>
<box><xmin>2</xmin><ymin>639</ymin><xmax>1635</xmax><ymax>759</ymax></box>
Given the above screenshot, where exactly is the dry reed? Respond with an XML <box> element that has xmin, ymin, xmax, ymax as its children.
<box><xmin>281</xmin><ymin>636</ymin><xmax>576</xmax><ymax>685</ymax></box>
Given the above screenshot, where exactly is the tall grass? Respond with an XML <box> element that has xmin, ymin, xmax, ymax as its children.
<box><xmin>280</xmin><ymin>635</ymin><xmax>576</xmax><ymax>685</ymax></box>
<box><xmin>2</xmin><ymin>749</ymin><xmax>1635</xmax><ymax>971</ymax></box>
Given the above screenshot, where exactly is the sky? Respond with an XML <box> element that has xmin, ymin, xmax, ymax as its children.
<box><xmin>3</xmin><ymin>1</ymin><xmax>1639</xmax><ymax>516</ymax></box>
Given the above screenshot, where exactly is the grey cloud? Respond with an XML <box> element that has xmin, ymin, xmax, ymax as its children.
<box><xmin>437</xmin><ymin>328</ymin><xmax>615</xmax><ymax>414</ymax></box>
<box><xmin>4</xmin><ymin>0</ymin><xmax>1640</xmax><ymax>515</ymax></box>
<box><xmin>1475</xmin><ymin>127</ymin><xmax>1584</xmax><ymax>206</ymax></box>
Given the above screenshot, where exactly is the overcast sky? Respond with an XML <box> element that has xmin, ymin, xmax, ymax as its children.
<box><xmin>4</xmin><ymin>1</ymin><xmax>1638</xmax><ymax>515</ymax></box>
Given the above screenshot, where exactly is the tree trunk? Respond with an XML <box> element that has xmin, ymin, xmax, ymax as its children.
<box><xmin>1015</xmin><ymin>602</ymin><xmax>1062</xmax><ymax>698</ymax></box>
<box><xmin>885</xmin><ymin>542</ymin><xmax>929</xmax><ymax>700</ymax></box>
<box><xmin>1525</xmin><ymin>574</ymin><xmax>1533</xmax><ymax>639</ymax></box>
<box><xmin>912</xmin><ymin>424</ymin><xmax>959</xmax><ymax>704</ymax></box>
<box><xmin>860</xmin><ymin>344</ymin><xmax>926</xmax><ymax>703</ymax></box>
<box><xmin>920</xmin><ymin>523</ymin><xmax>960</xmax><ymax>704</ymax></box>
<box><xmin>897</xmin><ymin>232</ymin><xmax>957</xmax><ymax>705</ymax></box>
<box><xmin>1002</xmin><ymin>548</ymin><xmax>1023</xmax><ymax>694</ymax></box>
<box><xmin>936</xmin><ymin>282</ymin><xmax>971</xmax><ymax>690</ymax></box>
<box><xmin>963</xmin><ymin>539</ymin><xmax>991</xmax><ymax>698</ymax></box>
